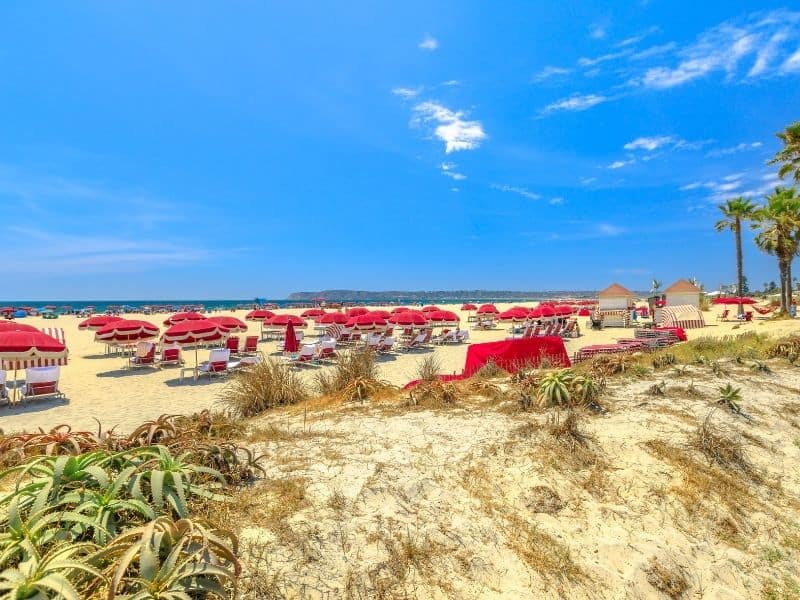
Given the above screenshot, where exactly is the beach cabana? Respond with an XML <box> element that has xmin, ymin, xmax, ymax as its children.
<box><xmin>660</xmin><ymin>305</ymin><xmax>705</xmax><ymax>329</ymax></box>
<box><xmin>597</xmin><ymin>283</ymin><xmax>635</xmax><ymax>311</ymax></box>
<box><xmin>664</xmin><ymin>279</ymin><xmax>702</xmax><ymax>309</ymax></box>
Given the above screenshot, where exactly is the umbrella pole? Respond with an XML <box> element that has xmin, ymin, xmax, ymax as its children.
<box><xmin>13</xmin><ymin>367</ymin><xmax>17</xmax><ymax>405</ymax></box>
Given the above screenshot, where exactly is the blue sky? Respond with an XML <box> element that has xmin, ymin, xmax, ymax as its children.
<box><xmin>2</xmin><ymin>2</ymin><xmax>800</xmax><ymax>300</ymax></box>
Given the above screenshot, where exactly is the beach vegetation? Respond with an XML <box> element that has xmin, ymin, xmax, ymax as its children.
<box><xmin>644</xmin><ymin>556</ymin><xmax>690</xmax><ymax>599</ymax></box>
<box><xmin>223</xmin><ymin>359</ymin><xmax>309</xmax><ymax>417</ymax></box>
<box><xmin>715</xmin><ymin>197</ymin><xmax>758</xmax><ymax>317</ymax></box>
<box><xmin>414</xmin><ymin>353</ymin><xmax>442</xmax><ymax>383</ymax></box>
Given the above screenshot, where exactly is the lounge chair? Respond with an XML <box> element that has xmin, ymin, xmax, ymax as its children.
<box><xmin>318</xmin><ymin>340</ymin><xmax>337</xmax><ymax>361</ymax></box>
<box><xmin>197</xmin><ymin>349</ymin><xmax>233</xmax><ymax>378</ymax></box>
<box><xmin>129</xmin><ymin>342</ymin><xmax>156</xmax><ymax>368</ymax></box>
<box><xmin>243</xmin><ymin>336</ymin><xmax>259</xmax><ymax>354</ymax></box>
<box><xmin>366</xmin><ymin>333</ymin><xmax>382</xmax><ymax>351</ymax></box>
<box><xmin>377</xmin><ymin>336</ymin><xmax>396</xmax><ymax>353</ymax></box>
<box><xmin>455</xmin><ymin>330</ymin><xmax>470</xmax><ymax>343</ymax></box>
<box><xmin>21</xmin><ymin>367</ymin><xmax>64</xmax><ymax>402</ymax></box>
<box><xmin>226</xmin><ymin>336</ymin><xmax>240</xmax><ymax>355</ymax></box>
<box><xmin>0</xmin><ymin>371</ymin><xmax>7</xmax><ymax>403</ymax></box>
<box><xmin>744</xmin><ymin>311</ymin><xmax>753</xmax><ymax>322</ymax></box>
<box><xmin>159</xmin><ymin>345</ymin><xmax>183</xmax><ymax>367</ymax></box>
<box><xmin>717</xmin><ymin>309</ymin><xmax>730</xmax><ymax>321</ymax></box>
<box><xmin>286</xmin><ymin>344</ymin><xmax>317</xmax><ymax>366</ymax></box>
<box><xmin>560</xmin><ymin>320</ymin><xmax>578</xmax><ymax>338</ymax></box>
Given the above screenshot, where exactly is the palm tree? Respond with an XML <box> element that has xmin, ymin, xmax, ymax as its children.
<box><xmin>769</xmin><ymin>121</ymin><xmax>800</xmax><ymax>184</ymax></box>
<box><xmin>715</xmin><ymin>197</ymin><xmax>757</xmax><ymax>317</ymax></box>
<box><xmin>751</xmin><ymin>187</ymin><xmax>800</xmax><ymax>314</ymax></box>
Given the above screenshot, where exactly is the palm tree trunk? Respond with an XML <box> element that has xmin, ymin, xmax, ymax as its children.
<box><xmin>735</xmin><ymin>220</ymin><xmax>744</xmax><ymax>318</ymax></box>
<box><xmin>779</xmin><ymin>258</ymin><xmax>789</xmax><ymax>314</ymax></box>
<box><xmin>788</xmin><ymin>260</ymin><xmax>794</xmax><ymax>313</ymax></box>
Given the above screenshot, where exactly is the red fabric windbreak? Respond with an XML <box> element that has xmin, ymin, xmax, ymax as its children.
<box><xmin>405</xmin><ymin>336</ymin><xmax>571</xmax><ymax>389</ymax></box>
<box><xmin>462</xmin><ymin>336</ymin><xmax>570</xmax><ymax>376</ymax></box>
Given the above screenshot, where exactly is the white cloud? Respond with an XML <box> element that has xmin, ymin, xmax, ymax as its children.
<box><xmin>581</xmin><ymin>177</ymin><xmax>598</xmax><ymax>185</ymax></box>
<box><xmin>617</xmin><ymin>26</ymin><xmax>659</xmax><ymax>47</ymax></box>
<box><xmin>624</xmin><ymin>136</ymin><xmax>676</xmax><ymax>151</ymax></box>
<box><xmin>412</xmin><ymin>102</ymin><xmax>487</xmax><ymax>153</ymax></box>
<box><xmin>680</xmin><ymin>182</ymin><xmax>703</xmax><ymax>191</ymax></box>
<box><xmin>597</xmin><ymin>223</ymin><xmax>625</xmax><ymax>236</ymax></box>
<box><xmin>441</xmin><ymin>79</ymin><xmax>460</xmax><ymax>86</ymax></box>
<box><xmin>451</xmin><ymin>187</ymin><xmax>460</xmax><ymax>193</ymax></box>
<box><xmin>392</xmin><ymin>87</ymin><xmax>421</xmax><ymax>98</ymax></box>
<box><xmin>550</xmin><ymin>197</ymin><xmax>564</xmax><ymax>205</ymax></box>
<box><xmin>532</xmin><ymin>66</ymin><xmax>572</xmax><ymax>82</ymax></box>
<box><xmin>419</xmin><ymin>35</ymin><xmax>438</xmax><ymax>51</ymax></box>
<box><xmin>705</xmin><ymin>141</ymin><xmax>763</xmax><ymax>157</ymax></box>
<box><xmin>629</xmin><ymin>42</ymin><xmax>678</xmax><ymax>61</ymax></box>
<box><xmin>638</xmin><ymin>12</ymin><xmax>800</xmax><ymax>89</ymax></box>
<box><xmin>541</xmin><ymin>93</ymin><xmax>608</xmax><ymax>114</ymax></box>
<box><xmin>491</xmin><ymin>184</ymin><xmax>541</xmax><ymax>200</ymax></box>
<box><xmin>608</xmin><ymin>159</ymin><xmax>635</xmax><ymax>169</ymax></box>
<box><xmin>578</xmin><ymin>49</ymin><xmax>632</xmax><ymax>67</ymax></box>
<box><xmin>590</xmin><ymin>23</ymin><xmax>607</xmax><ymax>40</ymax></box>
<box><xmin>783</xmin><ymin>48</ymin><xmax>800</xmax><ymax>72</ymax></box>
<box><xmin>440</xmin><ymin>162</ymin><xmax>466</xmax><ymax>180</ymax></box>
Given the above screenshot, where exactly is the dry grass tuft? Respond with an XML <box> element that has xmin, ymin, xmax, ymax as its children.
<box><xmin>414</xmin><ymin>353</ymin><xmax>442</xmax><ymax>383</ymax></box>
<box><xmin>222</xmin><ymin>359</ymin><xmax>309</xmax><ymax>417</ymax></box>
<box><xmin>314</xmin><ymin>348</ymin><xmax>394</xmax><ymax>402</ymax></box>
<box><xmin>472</xmin><ymin>359</ymin><xmax>508</xmax><ymax>379</ymax></box>
<box><xmin>692</xmin><ymin>412</ymin><xmax>759</xmax><ymax>480</ymax></box>
<box><xmin>406</xmin><ymin>380</ymin><xmax>459</xmax><ymax>409</ymax></box>
<box><xmin>644</xmin><ymin>556</ymin><xmax>690</xmax><ymax>599</ymax></box>
<box><xmin>525</xmin><ymin>485</ymin><xmax>565</xmax><ymax>514</ymax></box>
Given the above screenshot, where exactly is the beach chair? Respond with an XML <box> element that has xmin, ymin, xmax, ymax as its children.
<box><xmin>717</xmin><ymin>309</ymin><xmax>730</xmax><ymax>321</ymax></box>
<box><xmin>159</xmin><ymin>345</ymin><xmax>183</xmax><ymax>367</ymax></box>
<box><xmin>366</xmin><ymin>333</ymin><xmax>382</xmax><ymax>351</ymax></box>
<box><xmin>744</xmin><ymin>311</ymin><xmax>753</xmax><ymax>322</ymax></box>
<box><xmin>0</xmin><ymin>371</ymin><xmax>7</xmax><ymax>403</ymax></box>
<box><xmin>21</xmin><ymin>367</ymin><xmax>64</xmax><ymax>402</ymax></box>
<box><xmin>286</xmin><ymin>344</ymin><xmax>317</xmax><ymax>366</ymax></box>
<box><xmin>129</xmin><ymin>342</ymin><xmax>156</xmax><ymax>368</ymax></box>
<box><xmin>197</xmin><ymin>349</ymin><xmax>232</xmax><ymax>378</ymax></box>
<box><xmin>318</xmin><ymin>340</ymin><xmax>337</xmax><ymax>361</ymax></box>
<box><xmin>226</xmin><ymin>336</ymin><xmax>241</xmax><ymax>355</ymax></box>
<box><xmin>243</xmin><ymin>336</ymin><xmax>259</xmax><ymax>354</ymax></box>
<box><xmin>377</xmin><ymin>336</ymin><xmax>396</xmax><ymax>353</ymax></box>
<box><xmin>455</xmin><ymin>330</ymin><xmax>470</xmax><ymax>343</ymax></box>
<box><xmin>337</xmin><ymin>328</ymin><xmax>352</xmax><ymax>344</ymax></box>
<box><xmin>560</xmin><ymin>320</ymin><xmax>577</xmax><ymax>338</ymax></box>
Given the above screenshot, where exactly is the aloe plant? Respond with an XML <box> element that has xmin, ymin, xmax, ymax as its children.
<box><xmin>0</xmin><ymin>542</ymin><xmax>102</xmax><ymax>600</ymax></box>
<box><xmin>718</xmin><ymin>383</ymin><xmax>744</xmax><ymax>415</ymax></box>
<box><xmin>104</xmin><ymin>517</ymin><xmax>239</xmax><ymax>599</ymax></box>
<box><xmin>536</xmin><ymin>369</ymin><xmax>575</xmax><ymax>407</ymax></box>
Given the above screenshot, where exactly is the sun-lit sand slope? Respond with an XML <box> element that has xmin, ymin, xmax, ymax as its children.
<box><xmin>2</xmin><ymin>303</ymin><xmax>800</xmax><ymax>434</ymax></box>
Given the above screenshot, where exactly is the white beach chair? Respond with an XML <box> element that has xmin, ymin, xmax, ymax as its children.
<box><xmin>317</xmin><ymin>340</ymin><xmax>337</xmax><ymax>361</ymax></box>
<box><xmin>129</xmin><ymin>341</ymin><xmax>156</xmax><ymax>368</ymax></box>
<box><xmin>21</xmin><ymin>367</ymin><xmax>64</xmax><ymax>402</ymax></box>
<box><xmin>286</xmin><ymin>344</ymin><xmax>317</xmax><ymax>367</ymax></box>
<box><xmin>378</xmin><ymin>336</ymin><xmax>396</xmax><ymax>353</ymax></box>
<box><xmin>197</xmin><ymin>348</ymin><xmax>233</xmax><ymax>378</ymax></box>
<box><xmin>456</xmin><ymin>330</ymin><xmax>470</xmax><ymax>343</ymax></box>
<box><xmin>0</xmin><ymin>370</ymin><xmax>7</xmax><ymax>403</ymax></box>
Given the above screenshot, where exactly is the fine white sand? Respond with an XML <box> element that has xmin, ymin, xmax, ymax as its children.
<box><xmin>2</xmin><ymin>303</ymin><xmax>799</xmax><ymax>433</ymax></box>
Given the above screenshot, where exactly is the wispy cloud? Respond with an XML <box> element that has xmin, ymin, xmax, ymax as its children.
<box><xmin>616</xmin><ymin>26</ymin><xmax>659</xmax><ymax>47</ymax></box>
<box><xmin>623</xmin><ymin>136</ymin><xmax>677</xmax><ymax>151</ymax></box>
<box><xmin>629</xmin><ymin>42</ymin><xmax>678</xmax><ymax>60</ymax></box>
<box><xmin>418</xmin><ymin>35</ymin><xmax>438</xmax><ymax>51</ymax></box>
<box><xmin>589</xmin><ymin>23</ymin><xmax>607</xmax><ymax>40</ymax></box>
<box><xmin>411</xmin><ymin>102</ymin><xmax>487</xmax><ymax>153</ymax></box>
<box><xmin>440</xmin><ymin>162</ymin><xmax>466</xmax><ymax>180</ymax></box>
<box><xmin>636</xmin><ymin>11</ymin><xmax>800</xmax><ymax>89</ymax></box>
<box><xmin>532</xmin><ymin>65</ymin><xmax>572</xmax><ymax>82</ymax></box>
<box><xmin>541</xmin><ymin>93</ymin><xmax>608</xmax><ymax>114</ymax></box>
<box><xmin>705</xmin><ymin>141</ymin><xmax>762</xmax><ymax>158</ymax></box>
<box><xmin>679</xmin><ymin>171</ymin><xmax>781</xmax><ymax>203</ymax></box>
<box><xmin>597</xmin><ymin>223</ymin><xmax>625</xmax><ymax>236</ymax></box>
<box><xmin>491</xmin><ymin>183</ymin><xmax>541</xmax><ymax>200</ymax></box>
<box><xmin>392</xmin><ymin>87</ymin><xmax>421</xmax><ymax>99</ymax></box>
<box><xmin>550</xmin><ymin>197</ymin><xmax>564</xmax><ymax>205</ymax></box>
<box><xmin>578</xmin><ymin>49</ymin><xmax>633</xmax><ymax>67</ymax></box>
<box><xmin>608</xmin><ymin>159</ymin><xmax>635</xmax><ymax>169</ymax></box>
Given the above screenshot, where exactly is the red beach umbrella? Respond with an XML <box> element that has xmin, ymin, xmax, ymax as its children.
<box><xmin>163</xmin><ymin>311</ymin><xmax>206</xmax><ymax>326</ymax></box>
<box><xmin>554</xmin><ymin>305</ymin><xmax>575</xmax><ymax>316</ymax></box>
<box><xmin>713</xmin><ymin>296</ymin><xmax>756</xmax><ymax>305</ymax></box>
<box><xmin>284</xmin><ymin>322</ymin><xmax>299</xmax><ymax>353</ymax></box>
<box><xmin>318</xmin><ymin>312</ymin><xmax>349</xmax><ymax>325</ymax></box>
<box><xmin>345</xmin><ymin>307</ymin><xmax>369</xmax><ymax>317</ymax></box>
<box><xmin>162</xmin><ymin>319</ymin><xmax>229</xmax><ymax>345</ymax></box>
<box><xmin>529</xmin><ymin>305</ymin><xmax>556</xmax><ymax>319</ymax></box>
<box><xmin>0</xmin><ymin>321</ymin><xmax>40</xmax><ymax>333</ymax></box>
<box><xmin>577</xmin><ymin>308</ymin><xmax>592</xmax><ymax>317</ymax></box>
<box><xmin>95</xmin><ymin>320</ymin><xmax>159</xmax><ymax>345</ymax></box>
<box><xmin>245</xmin><ymin>309</ymin><xmax>275</xmax><ymax>321</ymax></box>
<box><xmin>477</xmin><ymin>304</ymin><xmax>499</xmax><ymax>315</ymax></box>
<box><xmin>426</xmin><ymin>310</ymin><xmax>459</xmax><ymax>325</ymax></box>
<box><xmin>78</xmin><ymin>315</ymin><xmax>125</xmax><ymax>331</ymax></box>
<box><xmin>420</xmin><ymin>305</ymin><xmax>440</xmax><ymax>313</ymax></box>
<box><xmin>346</xmin><ymin>314</ymin><xmax>388</xmax><ymax>330</ymax></box>
<box><xmin>498</xmin><ymin>308</ymin><xmax>529</xmax><ymax>322</ymax></box>
<box><xmin>461</xmin><ymin>303</ymin><xmax>477</xmax><ymax>311</ymax></box>
<box><xmin>388</xmin><ymin>311</ymin><xmax>429</xmax><ymax>326</ymax></box>
<box><xmin>266</xmin><ymin>314</ymin><xmax>307</xmax><ymax>327</ymax></box>
<box><xmin>366</xmin><ymin>310</ymin><xmax>392</xmax><ymax>319</ymax></box>
<box><xmin>207</xmin><ymin>316</ymin><xmax>248</xmax><ymax>333</ymax></box>
<box><xmin>390</xmin><ymin>307</ymin><xmax>411</xmax><ymax>314</ymax></box>
<box><xmin>301</xmin><ymin>308</ymin><xmax>326</xmax><ymax>318</ymax></box>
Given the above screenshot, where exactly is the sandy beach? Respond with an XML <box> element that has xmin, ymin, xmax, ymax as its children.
<box><xmin>3</xmin><ymin>302</ymin><xmax>800</xmax><ymax>434</ymax></box>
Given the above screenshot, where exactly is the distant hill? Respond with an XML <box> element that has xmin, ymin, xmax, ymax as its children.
<box><xmin>287</xmin><ymin>290</ymin><xmax>604</xmax><ymax>302</ymax></box>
